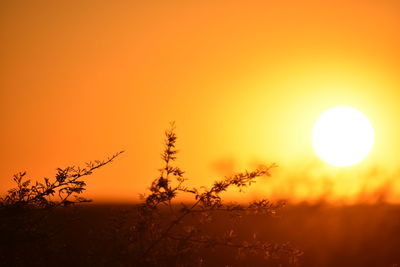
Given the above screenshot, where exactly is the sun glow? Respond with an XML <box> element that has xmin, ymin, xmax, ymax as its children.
<box><xmin>312</xmin><ymin>106</ymin><xmax>375</xmax><ymax>167</ymax></box>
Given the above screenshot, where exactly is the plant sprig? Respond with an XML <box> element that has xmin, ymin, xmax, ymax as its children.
<box><xmin>0</xmin><ymin>151</ymin><xmax>124</xmax><ymax>208</ymax></box>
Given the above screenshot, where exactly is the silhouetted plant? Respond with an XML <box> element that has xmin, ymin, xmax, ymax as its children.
<box><xmin>0</xmin><ymin>151</ymin><xmax>123</xmax><ymax>209</ymax></box>
<box><xmin>0</xmin><ymin>124</ymin><xmax>302</xmax><ymax>266</ymax></box>
<box><xmin>0</xmin><ymin>152</ymin><xmax>123</xmax><ymax>266</ymax></box>
<box><xmin>120</xmin><ymin>123</ymin><xmax>302</xmax><ymax>266</ymax></box>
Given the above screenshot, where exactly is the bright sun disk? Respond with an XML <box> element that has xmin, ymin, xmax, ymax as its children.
<box><xmin>312</xmin><ymin>106</ymin><xmax>375</xmax><ymax>167</ymax></box>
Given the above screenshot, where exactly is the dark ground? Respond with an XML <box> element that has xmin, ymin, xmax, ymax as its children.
<box><xmin>2</xmin><ymin>203</ymin><xmax>400</xmax><ymax>267</ymax></box>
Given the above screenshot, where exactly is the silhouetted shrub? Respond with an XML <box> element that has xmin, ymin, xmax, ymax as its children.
<box><xmin>0</xmin><ymin>152</ymin><xmax>123</xmax><ymax>208</ymax></box>
<box><xmin>0</xmin><ymin>124</ymin><xmax>301</xmax><ymax>266</ymax></box>
<box><xmin>109</xmin><ymin>123</ymin><xmax>302</xmax><ymax>266</ymax></box>
<box><xmin>0</xmin><ymin>152</ymin><xmax>123</xmax><ymax>266</ymax></box>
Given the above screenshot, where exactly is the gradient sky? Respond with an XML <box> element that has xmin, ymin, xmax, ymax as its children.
<box><xmin>1</xmin><ymin>0</ymin><xmax>400</xmax><ymax>203</ymax></box>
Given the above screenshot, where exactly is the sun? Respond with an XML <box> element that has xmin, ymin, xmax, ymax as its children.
<box><xmin>312</xmin><ymin>106</ymin><xmax>375</xmax><ymax>167</ymax></box>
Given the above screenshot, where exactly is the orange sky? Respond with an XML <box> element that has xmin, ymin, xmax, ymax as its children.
<box><xmin>1</xmin><ymin>0</ymin><xmax>400</xmax><ymax>203</ymax></box>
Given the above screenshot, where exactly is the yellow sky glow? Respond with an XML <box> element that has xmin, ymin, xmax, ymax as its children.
<box><xmin>1</xmin><ymin>0</ymin><xmax>400</xmax><ymax>203</ymax></box>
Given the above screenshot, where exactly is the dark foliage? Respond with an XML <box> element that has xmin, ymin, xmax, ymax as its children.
<box><xmin>0</xmin><ymin>152</ymin><xmax>123</xmax><ymax>266</ymax></box>
<box><xmin>0</xmin><ymin>123</ymin><xmax>301</xmax><ymax>266</ymax></box>
<box><xmin>1</xmin><ymin>151</ymin><xmax>123</xmax><ymax>208</ymax></box>
<box><xmin>108</xmin><ymin>123</ymin><xmax>302</xmax><ymax>266</ymax></box>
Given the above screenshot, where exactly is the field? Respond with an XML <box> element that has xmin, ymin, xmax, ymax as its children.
<box><xmin>2</xmin><ymin>202</ymin><xmax>400</xmax><ymax>266</ymax></box>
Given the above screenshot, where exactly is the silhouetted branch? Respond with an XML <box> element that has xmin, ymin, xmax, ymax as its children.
<box><xmin>0</xmin><ymin>151</ymin><xmax>124</xmax><ymax>208</ymax></box>
<box><xmin>132</xmin><ymin>123</ymin><xmax>300</xmax><ymax>266</ymax></box>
